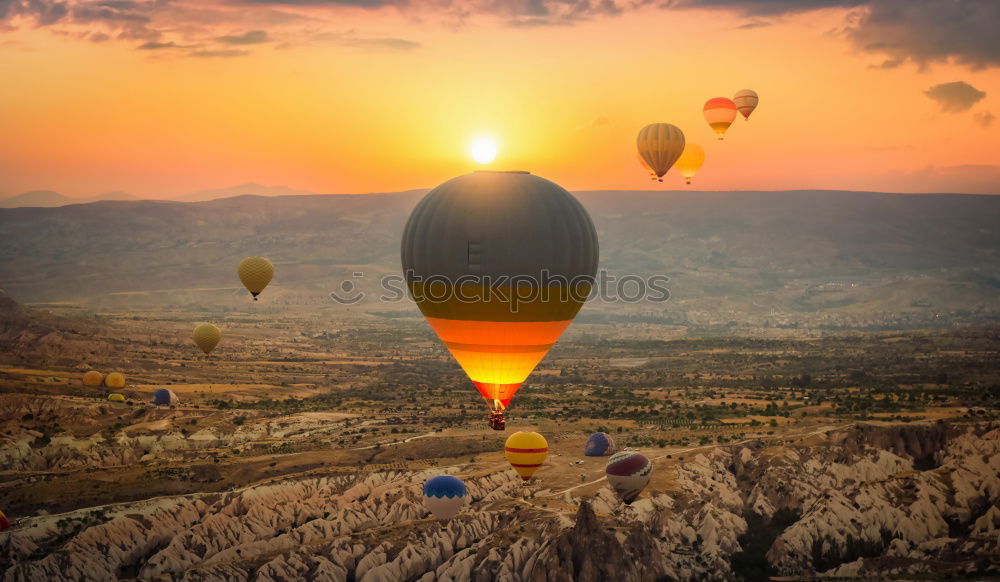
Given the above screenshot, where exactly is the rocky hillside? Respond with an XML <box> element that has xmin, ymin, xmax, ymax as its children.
<box><xmin>2</xmin><ymin>422</ymin><xmax>996</xmax><ymax>580</ymax></box>
<box><xmin>0</xmin><ymin>291</ymin><xmax>102</xmax><ymax>369</ymax></box>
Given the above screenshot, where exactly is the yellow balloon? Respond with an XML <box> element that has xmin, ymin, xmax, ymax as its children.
<box><xmin>108</xmin><ymin>393</ymin><xmax>126</xmax><ymax>402</ymax></box>
<box><xmin>637</xmin><ymin>124</ymin><xmax>685</xmax><ymax>181</ymax></box>
<box><xmin>105</xmin><ymin>372</ymin><xmax>126</xmax><ymax>388</ymax></box>
<box><xmin>82</xmin><ymin>371</ymin><xmax>104</xmax><ymax>387</ymax></box>
<box><xmin>675</xmin><ymin>144</ymin><xmax>705</xmax><ymax>185</ymax></box>
<box><xmin>193</xmin><ymin>323</ymin><xmax>221</xmax><ymax>355</ymax></box>
<box><xmin>504</xmin><ymin>431</ymin><xmax>548</xmax><ymax>481</ymax></box>
<box><xmin>238</xmin><ymin>257</ymin><xmax>274</xmax><ymax>300</ymax></box>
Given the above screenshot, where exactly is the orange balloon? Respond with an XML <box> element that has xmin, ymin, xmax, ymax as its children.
<box><xmin>703</xmin><ymin>97</ymin><xmax>737</xmax><ymax>139</ymax></box>
<box><xmin>82</xmin><ymin>371</ymin><xmax>104</xmax><ymax>387</ymax></box>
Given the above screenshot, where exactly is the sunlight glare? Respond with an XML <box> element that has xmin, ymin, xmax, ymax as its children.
<box><xmin>470</xmin><ymin>137</ymin><xmax>498</xmax><ymax>164</ymax></box>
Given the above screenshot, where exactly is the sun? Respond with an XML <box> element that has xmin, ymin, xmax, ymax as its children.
<box><xmin>469</xmin><ymin>137</ymin><xmax>498</xmax><ymax>164</ymax></box>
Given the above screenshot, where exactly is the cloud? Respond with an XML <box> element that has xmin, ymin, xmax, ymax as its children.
<box><xmin>295</xmin><ymin>29</ymin><xmax>420</xmax><ymax>50</ymax></box>
<box><xmin>924</xmin><ymin>81</ymin><xmax>986</xmax><ymax>113</ymax></box>
<box><xmin>736</xmin><ymin>18</ymin><xmax>770</xmax><ymax>29</ymax></box>
<box><xmin>216</xmin><ymin>30</ymin><xmax>270</xmax><ymax>45</ymax></box>
<box><xmin>679</xmin><ymin>0</ymin><xmax>1000</xmax><ymax>70</ymax></box>
<box><xmin>679</xmin><ymin>0</ymin><xmax>863</xmax><ymax>17</ymax></box>
<box><xmin>190</xmin><ymin>48</ymin><xmax>250</xmax><ymax>58</ymax></box>
<box><xmin>846</xmin><ymin>0</ymin><xmax>1000</xmax><ymax>70</ymax></box>
<box><xmin>1</xmin><ymin>0</ymin><xmax>996</xmax><ymax>70</ymax></box>
<box><xmin>137</xmin><ymin>40</ymin><xmax>177</xmax><ymax>50</ymax></box>
<box><xmin>344</xmin><ymin>35</ymin><xmax>419</xmax><ymax>50</ymax></box>
<box><xmin>1</xmin><ymin>0</ymin><xmax>651</xmax><ymax>36</ymax></box>
<box><xmin>237</xmin><ymin>0</ymin><xmax>389</xmax><ymax>6</ymax></box>
<box><xmin>0</xmin><ymin>0</ymin><xmax>70</xmax><ymax>26</ymax></box>
<box><xmin>0</xmin><ymin>0</ymin><xmax>162</xmax><ymax>40</ymax></box>
<box><xmin>867</xmin><ymin>57</ymin><xmax>902</xmax><ymax>70</ymax></box>
<box><xmin>973</xmin><ymin>111</ymin><xmax>995</xmax><ymax>128</ymax></box>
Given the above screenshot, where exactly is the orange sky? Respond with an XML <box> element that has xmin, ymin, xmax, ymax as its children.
<box><xmin>0</xmin><ymin>2</ymin><xmax>997</xmax><ymax>197</ymax></box>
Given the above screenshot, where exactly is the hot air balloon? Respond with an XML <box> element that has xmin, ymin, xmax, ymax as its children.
<box><xmin>238</xmin><ymin>256</ymin><xmax>274</xmax><ymax>300</ymax></box>
<box><xmin>401</xmin><ymin>171</ymin><xmax>598</xmax><ymax>430</ymax></box>
<box><xmin>82</xmin><ymin>371</ymin><xmax>104</xmax><ymax>387</ymax></box>
<box><xmin>675</xmin><ymin>144</ymin><xmax>705</xmax><ymax>185</ymax></box>
<box><xmin>703</xmin><ymin>98</ymin><xmax>737</xmax><ymax>139</ymax></box>
<box><xmin>733</xmin><ymin>89</ymin><xmax>759</xmax><ymax>120</ymax></box>
<box><xmin>605</xmin><ymin>451</ymin><xmax>652</xmax><ymax>504</ymax></box>
<box><xmin>108</xmin><ymin>393</ymin><xmax>126</xmax><ymax>402</ymax></box>
<box><xmin>152</xmin><ymin>388</ymin><xmax>179</xmax><ymax>405</ymax></box>
<box><xmin>636</xmin><ymin>152</ymin><xmax>656</xmax><ymax>181</ymax></box>
<box><xmin>0</xmin><ymin>509</ymin><xmax>10</xmax><ymax>531</ymax></box>
<box><xmin>193</xmin><ymin>323</ymin><xmax>221</xmax><ymax>355</ymax></box>
<box><xmin>505</xmin><ymin>431</ymin><xmax>548</xmax><ymax>481</ymax></box>
<box><xmin>422</xmin><ymin>475</ymin><xmax>468</xmax><ymax>520</ymax></box>
<box><xmin>584</xmin><ymin>432</ymin><xmax>616</xmax><ymax>457</ymax></box>
<box><xmin>105</xmin><ymin>372</ymin><xmax>125</xmax><ymax>388</ymax></box>
<box><xmin>637</xmin><ymin>124</ymin><xmax>685</xmax><ymax>182</ymax></box>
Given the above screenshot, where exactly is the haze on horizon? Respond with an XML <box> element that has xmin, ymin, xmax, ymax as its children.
<box><xmin>0</xmin><ymin>0</ymin><xmax>998</xmax><ymax>198</ymax></box>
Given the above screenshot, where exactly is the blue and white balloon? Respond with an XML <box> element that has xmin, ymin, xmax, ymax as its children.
<box><xmin>584</xmin><ymin>431</ymin><xmax>616</xmax><ymax>456</ymax></box>
<box><xmin>422</xmin><ymin>476</ymin><xmax>468</xmax><ymax>520</ymax></box>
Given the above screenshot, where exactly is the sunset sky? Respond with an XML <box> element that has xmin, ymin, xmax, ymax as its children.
<box><xmin>1</xmin><ymin>0</ymin><xmax>997</xmax><ymax>197</ymax></box>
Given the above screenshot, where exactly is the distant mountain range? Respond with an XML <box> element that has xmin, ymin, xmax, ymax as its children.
<box><xmin>0</xmin><ymin>183</ymin><xmax>318</xmax><ymax>208</ymax></box>
<box><xmin>1</xmin><ymin>188</ymin><xmax>998</xmax><ymax>328</ymax></box>
<box><xmin>0</xmin><ymin>190</ymin><xmax>138</xmax><ymax>208</ymax></box>
<box><xmin>173</xmin><ymin>183</ymin><xmax>317</xmax><ymax>203</ymax></box>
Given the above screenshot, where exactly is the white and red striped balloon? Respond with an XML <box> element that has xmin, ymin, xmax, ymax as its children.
<box><xmin>605</xmin><ymin>451</ymin><xmax>652</xmax><ymax>504</ymax></box>
<box><xmin>733</xmin><ymin>89</ymin><xmax>759</xmax><ymax>120</ymax></box>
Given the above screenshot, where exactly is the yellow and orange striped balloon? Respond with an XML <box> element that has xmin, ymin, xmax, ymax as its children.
<box><xmin>504</xmin><ymin>431</ymin><xmax>548</xmax><ymax>481</ymax></box>
<box><xmin>408</xmin><ymin>283</ymin><xmax>588</xmax><ymax>412</ymax></box>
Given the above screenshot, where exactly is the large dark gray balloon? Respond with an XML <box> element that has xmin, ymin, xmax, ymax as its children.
<box><xmin>400</xmin><ymin>171</ymin><xmax>598</xmax><ymax>416</ymax></box>
<box><xmin>402</xmin><ymin>171</ymin><xmax>598</xmax><ymax>284</ymax></box>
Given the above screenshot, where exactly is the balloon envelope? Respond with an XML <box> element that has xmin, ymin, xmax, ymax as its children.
<box><xmin>422</xmin><ymin>475</ymin><xmax>468</xmax><ymax>520</ymax></box>
<box><xmin>636</xmin><ymin>124</ymin><xmax>685</xmax><ymax>180</ymax></box>
<box><xmin>82</xmin><ymin>371</ymin><xmax>104</xmax><ymax>387</ymax></box>
<box><xmin>505</xmin><ymin>431</ymin><xmax>548</xmax><ymax>481</ymax></box>
<box><xmin>605</xmin><ymin>451</ymin><xmax>652</xmax><ymax>504</ymax></box>
<box><xmin>703</xmin><ymin>98</ymin><xmax>737</xmax><ymax>139</ymax></box>
<box><xmin>401</xmin><ymin>171</ymin><xmax>598</xmax><ymax>415</ymax></box>
<box><xmin>152</xmin><ymin>388</ymin><xmax>179</xmax><ymax>406</ymax></box>
<box><xmin>108</xmin><ymin>393</ymin><xmax>126</xmax><ymax>402</ymax></box>
<box><xmin>636</xmin><ymin>152</ymin><xmax>656</xmax><ymax>181</ymax></box>
<box><xmin>193</xmin><ymin>324</ymin><xmax>221</xmax><ymax>355</ymax></box>
<box><xmin>238</xmin><ymin>256</ymin><xmax>274</xmax><ymax>299</ymax></box>
<box><xmin>733</xmin><ymin>89</ymin><xmax>759</xmax><ymax>120</ymax></box>
<box><xmin>584</xmin><ymin>432</ymin><xmax>616</xmax><ymax>456</ymax></box>
<box><xmin>105</xmin><ymin>372</ymin><xmax>125</xmax><ymax>388</ymax></box>
<box><xmin>675</xmin><ymin>144</ymin><xmax>706</xmax><ymax>185</ymax></box>
<box><xmin>0</xmin><ymin>509</ymin><xmax>9</xmax><ymax>531</ymax></box>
